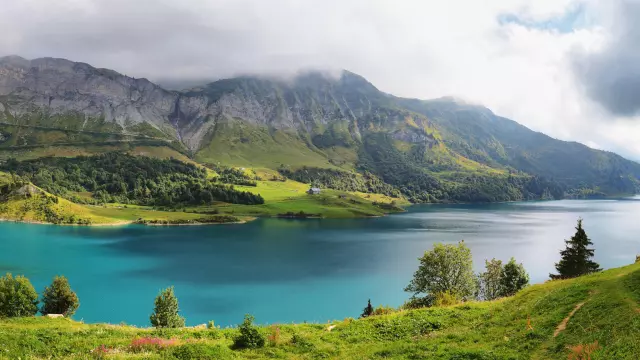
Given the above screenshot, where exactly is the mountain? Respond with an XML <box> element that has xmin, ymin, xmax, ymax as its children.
<box><xmin>1</xmin><ymin>55</ymin><xmax>638</xmax><ymax>202</ymax></box>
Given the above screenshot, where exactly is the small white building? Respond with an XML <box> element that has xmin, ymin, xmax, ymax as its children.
<box><xmin>307</xmin><ymin>187</ymin><xmax>321</xmax><ymax>195</ymax></box>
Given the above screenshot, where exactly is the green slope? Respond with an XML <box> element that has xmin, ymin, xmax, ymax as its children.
<box><xmin>398</xmin><ymin>97</ymin><xmax>640</xmax><ymax>195</ymax></box>
<box><xmin>1</xmin><ymin>263</ymin><xmax>639</xmax><ymax>359</ymax></box>
<box><xmin>2</xmin><ymin>61</ymin><xmax>639</xmax><ymax>202</ymax></box>
<box><xmin>186</xmin><ymin>72</ymin><xmax>639</xmax><ymax>202</ymax></box>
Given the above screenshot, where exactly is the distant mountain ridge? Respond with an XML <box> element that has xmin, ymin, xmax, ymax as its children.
<box><xmin>0</xmin><ymin>55</ymin><xmax>638</xmax><ymax>202</ymax></box>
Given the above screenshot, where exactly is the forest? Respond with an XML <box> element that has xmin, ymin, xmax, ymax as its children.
<box><xmin>278</xmin><ymin>167</ymin><xmax>401</xmax><ymax>198</ymax></box>
<box><xmin>357</xmin><ymin>133</ymin><xmax>568</xmax><ymax>203</ymax></box>
<box><xmin>0</xmin><ymin>153</ymin><xmax>264</xmax><ymax>206</ymax></box>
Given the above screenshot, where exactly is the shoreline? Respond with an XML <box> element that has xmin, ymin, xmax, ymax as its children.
<box><xmin>0</xmin><ymin>218</ymin><xmax>252</xmax><ymax>227</ymax></box>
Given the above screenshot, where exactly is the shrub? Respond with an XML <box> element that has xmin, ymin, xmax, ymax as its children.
<box><xmin>433</xmin><ymin>290</ymin><xmax>461</xmax><ymax>307</ymax></box>
<box><xmin>372</xmin><ymin>305</ymin><xmax>396</xmax><ymax>316</ymax></box>
<box><xmin>150</xmin><ymin>287</ymin><xmax>185</xmax><ymax>328</ymax></box>
<box><xmin>267</xmin><ymin>325</ymin><xmax>281</xmax><ymax>346</ymax></box>
<box><xmin>40</xmin><ymin>276</ymin><xmax>79</xmax><ymax>317</ymax></box>
<box><xmin>402</xmin><ymin>296</ymin><xmax>432</xmax><ymax>310</ymax></box>
<box><xmin>171</xmin><ymin>344</ymin><xmax>231</xmax><ymax>359</ymax></box>
<box><xmin>90</xmin><ymin>345</ymin><xmax>110</xmax><ymax>359</ymax></box>
<box><xmin>233</xmin><ymin>314</ymin><xmax>265</xmax><ymax>349</ymax></box>
<box><xmin>291</xmin><ymin>333</ymin><xmax>314</xmax><ymax>349</ymax></box>
<box><xmin>129</xmin><ymin>337</ymin><xmax>178</xmax><ymax>352</ymax></box>
<box><xmin>0</xmin><ymin>273</ymin><xmax>38</xmax><ymax>317</ymax></box>
<box><xmin>567</xmin><ymin>340</ymin><xmax>599</xmax><ymax>360</ymax></box>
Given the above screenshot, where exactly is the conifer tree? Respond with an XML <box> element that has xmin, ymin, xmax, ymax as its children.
<box><xmin>150</xmin><ymin>286</ymin><xmax>185</xmax><ymax>328</ymax></box>
<box><xmin>550</xmin><ymin>219</ymin><xmax>601</xmax><ymax>279</ymax></box>
<box><xmin>361</xmin><ymin>299</ymin><xmax>374</xmax><ymax>318</ymax></box>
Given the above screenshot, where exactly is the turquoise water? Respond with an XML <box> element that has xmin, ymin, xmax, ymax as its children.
<box><xmin>1</xmin><ymin>199</ymin><xmax>639</xmax><ymax>327</ymax></box>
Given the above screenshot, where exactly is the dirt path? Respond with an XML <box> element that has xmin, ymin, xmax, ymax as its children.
<box><xmin>553</xmin><ymin>302</ymin><xmax>585</xmax><ymax>337</ymax></box>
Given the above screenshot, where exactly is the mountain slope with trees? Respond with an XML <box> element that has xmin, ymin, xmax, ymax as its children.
<box><xmin>0</xmin><ymin>55</ymin><xmax>638</xmax><ymax>203</ymax></box>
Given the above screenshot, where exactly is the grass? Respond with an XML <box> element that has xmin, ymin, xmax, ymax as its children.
<box><xmin>1</xmin><ymin>263</ymin><xmax>639</xmax><ymax>359</ymax></box>
<box><xmin>0</xmin><ymin>184</ymin><xmax>249</xmax><ymax>226</ymax></box>
<box><xmin>191</xmin><ymin>177</ymin><xmax>406</xmax><ymax>218</ymax></box>
<box><xmin>195</xmin><ymin>121</ymin><xmax>336</xmax><ymax>169</ymax></box>
<box><xmin>0</xmin><ymin>169</ymin><xmax>404</xmax><ymax>226</ymax></box>
<box><xmin>0</xmin><ymin>143</ymin><xmax>187</xmax><ymax>161</ymax></box>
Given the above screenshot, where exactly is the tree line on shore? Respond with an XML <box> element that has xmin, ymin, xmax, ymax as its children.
<box><xmin>0</xmin><ymin>153</ymin><xmax>264</xmax><ymax>206</ymax></box>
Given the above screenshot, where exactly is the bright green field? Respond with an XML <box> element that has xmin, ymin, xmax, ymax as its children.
<box><xmin>0</xmin><ymin>167</ymin><xmax>404</xmax><ymax>225</ymax></box>
<box><xmin>1</xmin><ymin>263</ymin><xmax>639</xmax><ymax>359</ymax></box>
<box><xmin>190</xmin><ymin>178</ymin><xmax>406</xmax><ymax>218</ymax></box>
<box><xmin>0</xmin><ymin>182</ymin><xmax>249</xmax><ymax>226</ymax></box>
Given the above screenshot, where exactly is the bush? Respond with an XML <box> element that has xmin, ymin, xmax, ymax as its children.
<box><xmin>402</xmin><ymin>296</ymin><xmax>432</xmax><ymax>310</ymax></box>
<box><xmin>129</xmin><ymin>337</ymin><xmax>177</xmax><ymax>353</ymax></box>
<box><xmin>150</xmin><ymin>287</ymin><xmax>185</xmax><ymax>328</ymax></box>
<box><xmin>40</xmin><ymin>276</ymin><xmax>79</xmax><ymax>317</ymax></box>
<box><xmin>267</xmin><ymin>325</ymin><xmax>281</xmax><ymax>346</ymax></box>
<box><xmin>0</xmin><ymin>273</ymin><xmax>38</xmax><ymax>317</ymax></box>
<box><xmin>433</xmin><ymin>290</ymin><xmax>461</xmax><ymax>307</ymax></box>
<box><xmin>171</xmin><ymin>344</ymin><xmax>231</xmax><ymax>359</ymax></box>
<box><xmin>233</xmin><ymin>314</ymin><xmax>265</xmax><ymax>349</ymax></box>
<box><xmin>372</xmin><ymin>305</ymin><xmax>397</xmax><ymax>316</ymax></box>
<box><xmin>291</xmin><ymin>333</ymin><xmax>314</xmax><ymax>349</ymax></box>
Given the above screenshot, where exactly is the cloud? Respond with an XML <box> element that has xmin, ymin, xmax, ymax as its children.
<box><xmin>0</xmin><ymin>0</ymin><xmax>639</xmax><ymax>160</ymax></box>
<box><xmin>572</xmin><ymin>0</ymin><xmax>640</xmax><ymax>117</ymax></box>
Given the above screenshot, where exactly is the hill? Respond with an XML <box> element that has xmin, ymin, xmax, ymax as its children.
<box><xmin>1</xmin><ymin>55</ymin><xmax>639</xmax><ymax>203</ymax></box>
<box><xmin>0</xmin><ymin>153</ymin><xmax>406</xmax><ymax>225</ymax></box>
<box><xmin>1</xmin><ymin>262</ymin><xmax>639</xmax><ymax>359</ymax></box>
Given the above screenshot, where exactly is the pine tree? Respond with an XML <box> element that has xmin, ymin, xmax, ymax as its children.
<box><xmin>550</xmin><ymin>219</ymin><xmax>601</xmax><ymax>280</ymax></box>
<box><xmin>361</xmin><ymin>299</ymin><xmax>374</xmax><ymax>318</ymax></box>
<box><xmin>150</xmin><ymin>286</ymin><xmax>185</xmax><ymax>328</ymax></box>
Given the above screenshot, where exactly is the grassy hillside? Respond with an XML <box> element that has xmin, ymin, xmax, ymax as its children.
<box><xmin>0</xmin><ymin>180</ymin><xmax>245</xmax><ymax>226</ymax></box>
<box><xmin>1</xmin><ymin>263</ymin><xmax>638</xmax><ymax>359</ymax></box>
<box><xmin>0</xmin><ymin>153</ymin><xmax>406</xmax><ymax>225</ymax></box>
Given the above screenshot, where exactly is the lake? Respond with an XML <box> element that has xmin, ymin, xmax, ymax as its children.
<box><xmin>1</xmin><ymin>198</ymin><xmax>639</xmax><ymax>327</ymax></box>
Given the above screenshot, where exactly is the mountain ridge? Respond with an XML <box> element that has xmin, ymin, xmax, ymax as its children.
<box><xmin>0</xmin><ymin>55</ymin><xmax>638</xmax><ymax>202</ymax></box>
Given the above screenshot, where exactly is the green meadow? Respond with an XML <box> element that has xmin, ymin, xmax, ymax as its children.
<box><xmin>1</xmin><ymin>262</ymin><xmax>638</xmax><ymax>359</ymax></box>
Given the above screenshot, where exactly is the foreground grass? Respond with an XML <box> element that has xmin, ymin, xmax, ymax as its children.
<box><xmin>1</xmin><ymin>264</ymin><xmax>639</xmax><ymax>359</ymax></box>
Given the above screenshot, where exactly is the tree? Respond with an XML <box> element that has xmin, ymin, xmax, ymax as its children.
<box><xmin>550</xmin><ymin>219</ymin><xmax>601</xmax><ymax>279</ymax></box>
<box><xmin>0</xmin><ymin>273</ymin><xmax>38</xmax><ymax>317</ymax></box>
<box><xmin>500</xmin><ymin>258</ymin><xmax>529</xmax><ymax>297</ymax></box>
<box><xmin>361</xmin><ymin>299</ymin><xmax>374</xmax><ymax>318</ymax></box>
<box><xmin>478</xmin><ymin>259</ymin><xmax>503</xmax><ymax>300</ymax></box>
<box><xmin>150</xmin><ymin>287</ymin><xmax>185</xmax><ymax>328</ymax></box>
<box><xmin>405</xmin><ymin>241</ymin><xmax>477</xmax><ymax>306</ymax></box>
<box><xmin>40</xmin><ymin>276</ymin><xmax>79</xmax><ymax>317</ymax></box>
<box><xmin>234</xmin><ymin>314</ymin><xmax>265</xmax><ymax>349</ymax></box>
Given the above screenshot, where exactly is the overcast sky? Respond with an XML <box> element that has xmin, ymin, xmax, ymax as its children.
<box><xmin>2</xmin><ymin>0</ymin><xmax>640</xmax><ymax>159</ymax></box>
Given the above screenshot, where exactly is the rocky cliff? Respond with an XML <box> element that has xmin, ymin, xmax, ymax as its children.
<box><xmin>0</xmin><ymin>55</ymin><xmax>638</xmax><ymax>199</ymax></box>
